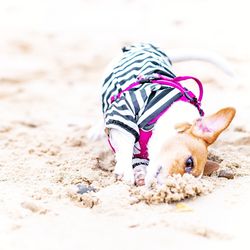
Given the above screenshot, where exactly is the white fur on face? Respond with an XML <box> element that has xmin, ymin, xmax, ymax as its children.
<box><xmin>146</xmin><ymin>101</ymin><xmax>200</xmax><ymax>185</ymax></box>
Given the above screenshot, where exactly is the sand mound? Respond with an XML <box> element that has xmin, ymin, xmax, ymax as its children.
<box><xmin>131</xmin><ymin>174</ymin><xmax>214</xmax><ymax>205</ymax></box>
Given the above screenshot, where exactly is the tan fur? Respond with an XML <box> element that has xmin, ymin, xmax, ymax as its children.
<box><xmin>158</xmin><ymin>133</ymin><xmax>207</xmax><ymax>178</ymax></box>
<box><xmin>191</xmin><ymin>107</ymin><xmax>236</xmax><ymax>145</ymax></box>
<box><xmin>157</xmin><ymin>107</ymin><xmax>236</xmax><ymax>181</ymax></box>
<box><xmin>174</xmin><ymin>122</ymin><xmax>192</xmax><ymax>133</ymax></box>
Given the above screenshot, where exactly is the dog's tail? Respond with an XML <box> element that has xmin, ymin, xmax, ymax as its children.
<box><xmin>87</xmin><ymin>119</ymin><xmax>105</xmax><ymax>141</ymax></box>
<box><xmin>168</xmin><ymin>49</ymin><xmax>235</xmax><ymax>77</ymax></box>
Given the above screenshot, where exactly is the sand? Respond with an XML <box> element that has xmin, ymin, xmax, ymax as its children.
<box><xmin>1</xmin><ymin>0</ymin><xmax>250</xmax><ymax>249</ymax></box>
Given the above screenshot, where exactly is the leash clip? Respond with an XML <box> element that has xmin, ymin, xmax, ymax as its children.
<box><xmin>184</xmin><ymin>89</ymin><xmax>204</xmax><ymax>116</ymax></box>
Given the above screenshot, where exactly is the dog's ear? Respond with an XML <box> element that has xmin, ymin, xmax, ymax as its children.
<box><xmin>203</xmin><ymin>160</ymin><xmax>220</xmax><ymax>176</ymax></box>
<box><xmin>191</xmin><ymin>107</ymin><xmax>236</xmax><ymax>145</ymax></box>
<box><xmin>175</xmin><ymin>122</ymin><xmax>192</xmax><ymax>133</ymax></box>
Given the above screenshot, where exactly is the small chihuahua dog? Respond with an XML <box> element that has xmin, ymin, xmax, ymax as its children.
<box><xmin>101</xmin><ymin>43</ymin><xmax>235</xmax><ymax>186</ymax></box>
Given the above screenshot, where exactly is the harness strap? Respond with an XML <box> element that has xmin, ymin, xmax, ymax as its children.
<box><xmin>157</xmin><ymin>74</ymin><xmax>203</xmax><ymax>103</ymax></box>
<box><xmin>110</xmin><ymin>74</ymin><xmax>205</xmax><ymax>116</ymax></box>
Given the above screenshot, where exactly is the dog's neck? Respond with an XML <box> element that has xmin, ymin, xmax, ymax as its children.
<box><xmin>148</xmin><ymin>101</ymin><xmax>200</xmax><ymax>157</ymax></box>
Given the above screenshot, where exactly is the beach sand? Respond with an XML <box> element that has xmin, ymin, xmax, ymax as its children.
<box><xmin>0</xmin><ymin>0</ymin><xmax>250</xmax><ymax>249</ymax></box>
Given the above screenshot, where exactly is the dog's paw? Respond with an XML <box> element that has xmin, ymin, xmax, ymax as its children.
<box><xmin>123</xmin><ymin>170</ymin><xmax>135</xmax><ymax>185</ymax></box>
<box><xmin>114</xmin><ymin>165</ymin><xmax>134</xmax><ymax>185</ymax></box>
<box><xmin>115</xmin><ymin>173</ymin><xmax>135</xmax><ymax>185</ymax></box>
<box><xmin>133</xmin><ymin>165</ymin><xmax>147</xmax><ymax>186</ymax></box>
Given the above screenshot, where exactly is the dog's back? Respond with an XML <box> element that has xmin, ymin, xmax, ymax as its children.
<box><xmin>101</xmin><ymin>43</ymin><xmax>182</xmax><ymax>141</ymax></box>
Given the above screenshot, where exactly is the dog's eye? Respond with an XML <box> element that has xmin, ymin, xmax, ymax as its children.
<box><xmin>185</xmin><ymin>156</ymin><xmax>194</xmax><ymax>173</ymax></box>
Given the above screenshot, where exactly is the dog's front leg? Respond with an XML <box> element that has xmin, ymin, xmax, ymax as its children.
<box><xmin>109</xmin><ymin>129</ymin><xmax>135</xmax><ymax>184</ymax></box>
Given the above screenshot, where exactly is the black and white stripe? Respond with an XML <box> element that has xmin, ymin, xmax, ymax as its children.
<box><xmin>102</xmin><ymin>43</ymin><xmax>182</xmax><ymax>141</ymax></box>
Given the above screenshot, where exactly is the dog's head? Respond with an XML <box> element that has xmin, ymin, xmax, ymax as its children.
<box><xmin>156</xmin><ymin>107</ymin><xmax>236</xmax><ymax>183</ymax></box>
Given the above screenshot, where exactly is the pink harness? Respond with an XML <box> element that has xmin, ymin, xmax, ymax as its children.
<box><xmin>109</xmin><ymin>74</ymin><xmax>205</xmax><ymax>160</ymax></box>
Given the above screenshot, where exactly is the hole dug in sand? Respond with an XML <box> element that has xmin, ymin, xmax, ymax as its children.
<box><xmin>68</xmin><ymin>174</ymin><xmax>214</xmax><ymax>208</ymax></box>
<box><xmin>66</xmin><ymin>148</ymin><xmax>242</xmax><ymax>207</ymax></box>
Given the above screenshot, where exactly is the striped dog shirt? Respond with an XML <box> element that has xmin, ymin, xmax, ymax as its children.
<box><xmin>102</xmin><ymin>43</ymin><xmax>204</xmax><ymax>169</ymax></box>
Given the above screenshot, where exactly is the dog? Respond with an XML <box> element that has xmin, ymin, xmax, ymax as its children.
<box><xmin>100</xmin><ymin>43</ymin><xmax>236</xmax><ymax>186</ymax></box>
